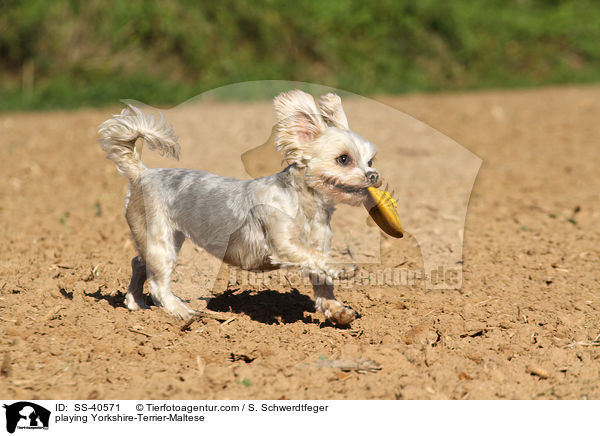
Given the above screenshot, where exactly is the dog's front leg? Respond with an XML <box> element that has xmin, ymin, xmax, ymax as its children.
<box><xmin>272</xmin><ymin>243</ymin><xmax>357</xmax><ymax>325</ymax></box>
<box><xmin>268</xmin><ymin>220</ymin><xmax>357</xmax><ymax>325</ymax></box>
<box><xmin>269</xmin><ymin>233</ymin><xmax>356</xmax><ymax>282</ymax></box>
<box><xmin>266</xmin><ymin>215</ymin><xmax>354</xmax><ymax>278</ymax></box>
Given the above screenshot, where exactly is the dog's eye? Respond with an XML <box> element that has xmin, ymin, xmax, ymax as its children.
<box><xmin>367</xmin><ymin>159</ymin><xmax>373</xmax><ymax>167</ymax></box>
<box><xmin>336</xmin><ymin>154</ymin><xmax>351</xmax><ymax>166</ymax></box>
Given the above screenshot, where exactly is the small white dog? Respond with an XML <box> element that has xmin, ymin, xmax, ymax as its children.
<box><xmin>98</xmin><ymin>90</ymin><xmax>382</xmax><ymax>325</ymax></box>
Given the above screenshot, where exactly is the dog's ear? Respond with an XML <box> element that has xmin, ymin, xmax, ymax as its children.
<box><xmin>318</xmin><ymin>93</ymin><xmax>349</xmax><ymax>129</ymax></box>
<box><xmin>273</xmin><ymin>90</ymin><xmax>326</xmax><ymax>166</ymax></box>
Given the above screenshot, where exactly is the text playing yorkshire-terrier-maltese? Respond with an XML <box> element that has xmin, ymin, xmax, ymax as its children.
<box><xmin>98</xmin><ymin>90</ymin><xmax>385</xmax><ymax>325</ymax></box>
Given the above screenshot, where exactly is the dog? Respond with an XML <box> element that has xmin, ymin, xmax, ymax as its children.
<box><xmin>98</xmin><ymin>90</ymin><xmax>382</xmax><ymax>325</ymax></box>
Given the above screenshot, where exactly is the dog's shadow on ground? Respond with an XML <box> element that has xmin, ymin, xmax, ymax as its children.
<box><xmin>84</xmin><ymin>288</ymin><xmax>127</xmax><ymax>308</ymax></box>
<box><xmin>207</xmin><ymin>288</ymin><xmax>316</xmax><ymax>325</ymax></box>
<box><xmin>85</xmin><ymin>286</ymin><xmax>325</xmax><ymax>327</ymax></box>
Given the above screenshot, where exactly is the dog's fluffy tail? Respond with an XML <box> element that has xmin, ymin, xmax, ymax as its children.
<box><xmin>98</xmin><ymin>105</ymin><xmax>179</xmax><ymax>182</ymax></box>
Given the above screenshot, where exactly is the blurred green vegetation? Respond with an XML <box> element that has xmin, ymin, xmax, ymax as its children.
<box><xmin>1</xmin><ymin>0</ymin><xmax>599</xmax><ymax>110</ymax></box>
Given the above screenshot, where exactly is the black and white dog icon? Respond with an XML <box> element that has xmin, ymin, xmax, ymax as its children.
<box><xmin>3</xmin><ymin>402</ymin><xmax>50</xmax><ymax>433</ymax></box>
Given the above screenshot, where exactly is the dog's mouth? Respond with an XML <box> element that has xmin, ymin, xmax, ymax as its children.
<box><xmin>324</xmin><ymin>178</ymin><xmax>369</xmax><ymax>196</ymax></box>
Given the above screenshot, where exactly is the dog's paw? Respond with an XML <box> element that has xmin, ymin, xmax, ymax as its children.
<box><xmin>327</xmin><ymin>306</ymin><xmax>356</xmax><ymax>326</ymax></box>
<box><xmin>164</xmin><ymin>298</ymin><xmax>196</xmax><ymax>320</ymax></box>
<box><xmin>125</xmin><ymin>293</ymin><xmax>149</xmax><ymax>310</ymax></box>
<box><xmin>316</xmin><ymin>298</ymin><xmax>357</xmax><ymax>326</ymax></box>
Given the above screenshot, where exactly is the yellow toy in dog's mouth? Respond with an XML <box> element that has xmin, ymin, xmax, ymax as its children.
<box><xmin>364</xmin><ymin>187</ymin><xmax>404</xmax><ymax>238</ymax></box>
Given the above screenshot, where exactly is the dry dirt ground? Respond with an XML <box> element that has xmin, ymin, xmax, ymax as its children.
<box><xmin>1</xmin><ymin>85</ymin><xmax>599</xmax><ymax>400</ymax></box>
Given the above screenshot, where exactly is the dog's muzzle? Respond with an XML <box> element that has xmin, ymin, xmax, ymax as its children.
<box><xmin>366</xmin><ymin>171</ymin><xmax>381</xmax><ymax>187</ymax></box>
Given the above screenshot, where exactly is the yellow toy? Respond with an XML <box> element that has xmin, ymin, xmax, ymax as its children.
<box><xmin>364</xmin><ymin>187</ymin><xmax>403</xmax><ymax>238</ymax></box>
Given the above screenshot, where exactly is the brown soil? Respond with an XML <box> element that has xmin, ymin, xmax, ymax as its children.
<box><xmin>1</xmin><ymin>85</ymin><xmax>599</xmax><ymax>400</ymax></box>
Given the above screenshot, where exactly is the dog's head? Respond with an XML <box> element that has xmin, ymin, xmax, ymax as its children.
<box><xmin>273</xmin><ymin>90</ymin><xmax>381</xmax><ymax>206</ymax></box>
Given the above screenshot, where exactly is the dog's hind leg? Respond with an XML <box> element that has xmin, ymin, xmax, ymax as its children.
<box><xmin>145</xmin><ymin>226</ymin><xmax>194</xmax><ymax>320</ymax></box>
<box><xmin>124</xmin><ymin>186</ymin><xmax>151</xmax><ymax>310</ymax></box>
<box><xmin>125</xmin><ymin>185</ymin><xmax>148</xmax><ymax>310</ymax></box>
<box><xmin>124</xmin><ymin>185</ymin><xmax>190</xmax><ymax>318</ymax></box>
<box><xmin>125</xmin><ymin>256</ymin><xmax>148</xmax><ymax>310</ymax></box>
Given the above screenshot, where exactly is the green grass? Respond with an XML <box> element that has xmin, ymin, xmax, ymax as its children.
<box><xmin>2</xmin><ymin>0</ymin><xmax>600</xmax><ymax>111</ymax></box>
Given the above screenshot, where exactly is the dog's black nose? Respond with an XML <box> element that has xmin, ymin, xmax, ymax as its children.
<box><xmin>366</xmin><ymin>171</ymin><xmax>379</xmax><ymax>185</ymax></box>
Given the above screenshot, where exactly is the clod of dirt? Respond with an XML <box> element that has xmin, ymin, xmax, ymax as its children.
<box><xmin>460</xmin><ymin>329</ymin><xmax>486</xmax><ymax>338</ymax></box>
<box><xmin>229</xmin><ymin>353</ymin><xmax>255</xmax><ymax>363</ymax></box>
<box><xmin>527</xmin><ymin>364</ymin><xmax>550</xmax><ymax>379</ymax></box>
<box><xmin>315</xmin><ymin>358</ymin><xmax>382</xmax><ymax>373</ymax></box>
<box><xmin>402</xmin><ymin>321</ymin><xmax>437</xmax><ymax>345</ymax></box>
<box><xmin>1</xmin><ymin>354</ymin><xmax>11</xmax><ymax>377</ymax></box>
<box><xmin>196</xmin><ymin>356</ymin><xmax>206</xmax><ymax>376</ymax></box>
